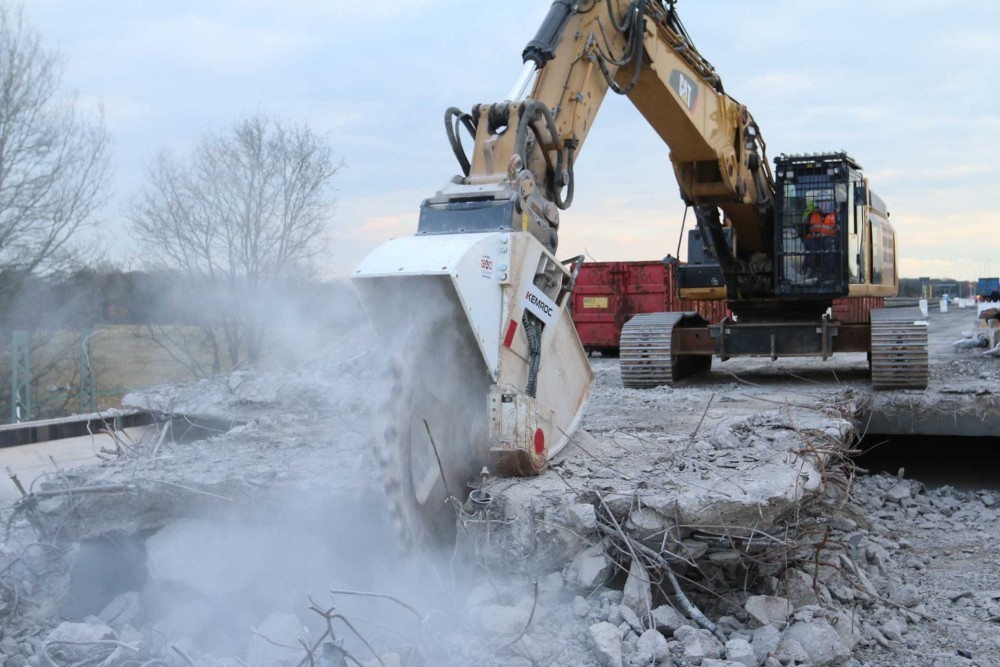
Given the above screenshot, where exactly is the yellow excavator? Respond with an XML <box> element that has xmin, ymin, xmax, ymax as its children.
<box><xmin>352</xmin><ymin>0</ymin><xmax>927</xmax><ymax>547</ymax></box>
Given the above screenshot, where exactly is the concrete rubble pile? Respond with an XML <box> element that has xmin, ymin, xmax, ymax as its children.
<box><xmin>444</xmin><ymin>461</ymin><xmax>999</xmax><ymax>666</ymax></box>
<box><xmin>4</xmin><ymin>467</ymin><xmax>997</xmax><ymax>667</ymax></box>
<box><xmin>952</xmin><ymin>308</ymin><xmax>1000</xmax><ymax>357</ymax></box>
<box><xmin>1</xmin><ymin>320</ymin><xmax>999</xmax><ymax>666</ymax></box>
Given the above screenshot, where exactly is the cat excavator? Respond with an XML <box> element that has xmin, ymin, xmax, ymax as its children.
<box><xmin>352</xmin><ymin>0</ymin><xmax>927</xmax><ymax>547</ymax></box>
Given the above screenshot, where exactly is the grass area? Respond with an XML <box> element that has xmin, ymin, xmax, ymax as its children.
<box><xmin>4</xmin><ymin>323</ymin><xmax>334</xmax><ymax>421</ymax></box>
<box><xmin>90</xmin><ymin>325</ymin><xmax>213</xmax><ymax>400</ymax></box>
<box><xmin>7</xmin><ymin>325</ymin><xmax>215</xmax><ymax>418</ymax></box>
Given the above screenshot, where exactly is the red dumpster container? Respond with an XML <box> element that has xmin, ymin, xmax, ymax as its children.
<box><xmin>572</xmin><ymin>261</ymin><xmax>731</xmax><ymax>353</ymax></box>
<box><xmin>571</xmin><ymin>261</ymin><xmax>880</xmax><ymax>351</ymax></box>
<box><xmin>572</xmin><ymin>261</ymin><xmax>666</xmax><ymax>352</ymax></box>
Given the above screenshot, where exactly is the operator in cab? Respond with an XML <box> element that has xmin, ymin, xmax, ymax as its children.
<box><xmin>802</xmin><ymin>199</ymin><xmax>837</xmax><ymax>277</ymax></box>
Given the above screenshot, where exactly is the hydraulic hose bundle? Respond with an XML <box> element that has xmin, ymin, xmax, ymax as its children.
<box><xmin>522</xmin><ymin>311</ymin><xmax>543</xmax><ymax>398</ymax></box>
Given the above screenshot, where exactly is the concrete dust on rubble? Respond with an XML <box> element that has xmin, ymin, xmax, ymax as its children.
<box><xmin>1</xmin><ymin>307</ymin><xmax>999</xmax><ymax>666</ymax></box>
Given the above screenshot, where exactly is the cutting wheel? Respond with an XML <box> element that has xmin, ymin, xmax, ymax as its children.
<box><xmin>375</xmin><ymin>347</ymin><xmax>489</xmax><ymax>552</ymax></box>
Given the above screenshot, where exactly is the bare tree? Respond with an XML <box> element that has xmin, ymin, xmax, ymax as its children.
<box><xmin>0</xmin><ymin>4</ymin><xmax>111</xmax><ymax>289</ymax></box>
<box><xmin>0</xmin><ymin>4</ymin><xmax>112</xmax><ymax>421</ymax></box>
<box><xmin>128</xmin><ymin>114</ymin><xmax>342</xmax><ymax>374</ymax></box>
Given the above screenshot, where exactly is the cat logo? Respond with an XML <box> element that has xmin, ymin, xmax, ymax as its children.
<box><xmin>670</xmin><ymin>69</ymin><xmax>698</xmax><ymax>113</ymax></box>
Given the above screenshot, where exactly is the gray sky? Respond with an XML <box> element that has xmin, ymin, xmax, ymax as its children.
<box><xmin>24</xmin><ymin>0</ymin><xmax>1000</xmax><ymax>280</ymax></box>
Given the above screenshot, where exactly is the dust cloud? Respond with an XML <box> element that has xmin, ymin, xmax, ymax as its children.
<box><xmin>54</xmin><ymin>274</ymin><xmax>496</xmax><ymax>663</ymax></box>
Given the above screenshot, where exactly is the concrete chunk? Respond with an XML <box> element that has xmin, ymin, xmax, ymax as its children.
<box><xmin>621</xmin><ymin>558</ymin><xmax>652</xmax><ymax>618</ymax></box>
<box><xmin>619</xmin><ymin>604</ymin><xmax>643</xmax><ymax>634</ymax></box>
<box><xmin>725</xmin><ymin>637</ymin><xmax>758</xmax><ymax>667</ymax></box>
<box><xmin>751</xmin><ymin>625</ymin><xmax>781</xmax><ymax>664</ymax></box>
<box><xmin>625</xmin><ymin>507</ymin><xmax>671</xmax><ymax>539</ymax></box>
<box><xmin>675</xmin><ymin>625</ymin><xmax>722</xmax><ymax>664</ymax></box>
<box><xmin>565</xmin><ymin>546</ymin><xmax>614</xmax><ymax>591</ymax></box>
<box><xmin>633</xmin><ymin>628</ymin><xmax>669</xmax><ymax>664</ymax></box>
<box><xmin>651</xmin><ymin>604</ymin><xmax>688</xmax><ymax>635</ymax></box>
<box><xmin>567</xmin><ymin>503</ymin><xmax>598</xmax><ymax>532</ymax></box>
<box><xmin>781</xmin><ymin>619</ymin><xmax>850</xmax><ymax>667</ymax></box>
<box><xmin>43</xmin><ymin>623</ymin><xmax>116</xmax><ymax>664</ymax></box>
<box><xmin>744</xmin><ymin>595</ymin><xmax>792</xmax><ymax>627</ymax></box>
<box><xmin>774</xmin><ymin>638</ymin><xmax>811</xmax><ymax>666</ymax></box>
<box><xmin>589</xmin><ymin>622</ymin><xmax>623</xmax><ymax>667</ymax></box>
<box><xmin>887</xmin><ymin>482</ymin><xmax>912</xmax><ymax>502</ymax></box>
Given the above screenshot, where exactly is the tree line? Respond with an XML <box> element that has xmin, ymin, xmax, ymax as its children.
<box><xmin>0</xmin><ymin>5</ymin><xmax>346</xmax><ymax>419</ymax></box>
<box><xmin>4</xmin><ymin>268</ymin><xmax>359</xmax><ymax>329</ymax></box>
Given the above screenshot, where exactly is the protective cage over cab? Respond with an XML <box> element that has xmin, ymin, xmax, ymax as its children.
<box><xmin>774</xmin><ymin>152</ymin><xmax>884</xmax><ymax>299</ymax></box>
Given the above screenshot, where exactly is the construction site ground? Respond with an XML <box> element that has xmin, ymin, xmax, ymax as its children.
<box><xmin>0</xmin><ymin>304</ymin><xmax>997</xmax><ymax>667</ymax></box>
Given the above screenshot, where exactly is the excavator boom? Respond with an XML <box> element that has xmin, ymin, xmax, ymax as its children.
<box><xmin>352</xmin><ymin>1</ymin><xmax>925</xmax><ymax>547</ymax></box>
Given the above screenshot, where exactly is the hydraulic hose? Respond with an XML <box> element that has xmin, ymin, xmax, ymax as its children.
<box><xmin>596</xmin><ymin>0</ymin><xmax>646</xmax><ymax>96</ymax></box>
<box><xmin>553</xmin><ymin>145</ymin><xmax>575</xmax><ymax>210</ymax></box>
<box><xmin>561</xmin><ymin>255</ymin><xmax>585</xmax><ymax>311</ymax></box>
<box><xmin>522</xmin><ymin>312</ymin><xmax>543</xmax><ymax>397</ymax></box>
<box><xmin>514</xmin><ymin>100</ymin><xmax>572</xmax><ymax>208</ymax></box>
<box><xmin>606</xmin><ymin>0</ymin><xmax>630</xmax><ymax>33</ymax></box>
<box><xmin>514</xmin><ymin>101</ymin><xmax>563</xmax><ymax>178</ymax></box>
<box><xmin>562</xmin><ymin>255</ymin><xmax>586</xmax><ymax>295</ymax></box>
<box><xmin>445</xmin><ymin>107</ymin><xmax>476</xmax><ymax>176</ymax></box>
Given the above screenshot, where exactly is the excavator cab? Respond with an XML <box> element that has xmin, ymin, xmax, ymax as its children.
<box><xmin>774</xmin><ymin>152</ymin><xmax>861</xmax><ymax>298</ymax></box>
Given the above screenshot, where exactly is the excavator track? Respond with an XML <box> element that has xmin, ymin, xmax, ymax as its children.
<box><xmin>869</xmin><ymin>307</ymin><xmax>929</xmax><ymax>390</ymax></box>
<box><xmin>620</xmin><ymin>312</ymin><xmax>710</xmax><ymax>388</ymax></box>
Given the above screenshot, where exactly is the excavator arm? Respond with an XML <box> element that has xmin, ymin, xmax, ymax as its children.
<box><xmin>353</xmin><ymin>1</ymin><xmax>780</xmax><ymax>548</ymax></box>
<box><xmin>430</xmin><ymin>0</ymin><xmax>774</xmax><ymax>300</ymax></box>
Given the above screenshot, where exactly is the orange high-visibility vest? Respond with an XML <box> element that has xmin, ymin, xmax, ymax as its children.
<box><xmin>809</xmin><ymin>211</ymin><xmax>837</xmax><ymax>238</ymax></box>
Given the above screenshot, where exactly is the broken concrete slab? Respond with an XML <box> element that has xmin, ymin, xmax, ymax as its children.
<box><xmin>463</xmin><ymin>402</ymin><xmax>852</xmax><ymax>585</ymax></box>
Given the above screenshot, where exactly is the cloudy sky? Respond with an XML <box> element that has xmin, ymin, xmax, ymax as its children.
<box><xmin>23</xmin><ymin>0</ymin><xmax>1000</xmax><ymax>280</ymax></box>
